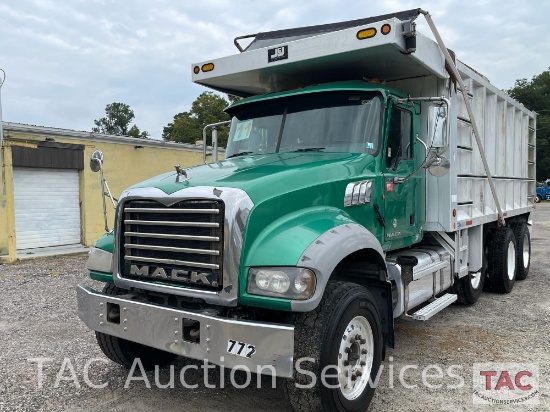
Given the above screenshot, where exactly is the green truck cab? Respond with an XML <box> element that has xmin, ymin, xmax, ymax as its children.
<box><xmin>78</xmin><ymin>10</ymin><xmax>536</xmax><ymax>411</ymax></box>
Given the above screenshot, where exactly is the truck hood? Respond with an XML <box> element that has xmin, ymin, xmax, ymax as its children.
<box><xmin>128</xmin><ymin>152</ymin><xmax>374</xmax><ymax>204</ymax></box>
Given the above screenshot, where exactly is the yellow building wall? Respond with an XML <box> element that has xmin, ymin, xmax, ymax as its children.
<box><xmin>0</xmin><ymin>130</ymin><xmax>209</xmax><ymax>260</ymax></box>
<box><xmin>0</xmin><ymin>144</ymin><xmax>16</xmax><ymax>259</ymax></box>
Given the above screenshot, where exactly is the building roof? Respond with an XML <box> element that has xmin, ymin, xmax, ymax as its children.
<box><xmin>1</xmin><ymin>121</ymin><xmax>222</xmax><ymax>152</ymax></box>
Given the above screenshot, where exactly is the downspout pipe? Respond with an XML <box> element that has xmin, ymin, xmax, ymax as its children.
<box><xmin>0</xmin><ymin>69</ymin><xmax>6</xmax><ymax>195</ymax></box>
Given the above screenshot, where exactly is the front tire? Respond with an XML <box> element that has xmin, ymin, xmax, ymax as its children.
<box><xmin>535</xmin><ymin>194</ymin><xmax>542</xmax><ymax>203</ymax></box>
<box><xmin>95</xmin><ymin>283</ymin><xmax>178</xmax><ymax>370</ymax></box>
<box><xmin>285</xmin><ymin>281</ymin><xmax>383</xmax><ymax>412</ymax></box>
<box><xmin>486</xmin><ymin>228</ymin><xmax>517</xmax><ymax>293</ymax></box>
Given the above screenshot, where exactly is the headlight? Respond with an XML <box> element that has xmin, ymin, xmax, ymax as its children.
<box><xmin>247</xmin><ymin>268</ymin><xmax>316</xmax><ymax>300</ymax></box>
<box><xmin>85</xmin><ymin>247</ymin><xmax>113</xmax><ymax>273</ymax></box>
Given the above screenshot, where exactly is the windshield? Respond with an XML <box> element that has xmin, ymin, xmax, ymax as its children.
<box><xmin>225</xmin><ymin>91</ymin><xmax>382</xmax><ymax>158</ymax></box>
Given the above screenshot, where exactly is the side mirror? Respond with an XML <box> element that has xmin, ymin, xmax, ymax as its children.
<box><xmin>425</xmin><ymin>155</ymin><xmax>450</xmax><ymax>177</ymax></box>
<box><xmin>428</xmin><ymin>105</ymin><xmax>448</xmax><ymax>148</ymax></box>
<box><xmin>90</xmin><ymin>149</ymin><xmax>104</xmax><ymax>173</ymax></box>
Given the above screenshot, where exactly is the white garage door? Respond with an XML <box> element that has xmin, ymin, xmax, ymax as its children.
<box><xmin>13</xmin><ymin>168</ymin><xmax>81</xmax><ymax>250</ymax></box>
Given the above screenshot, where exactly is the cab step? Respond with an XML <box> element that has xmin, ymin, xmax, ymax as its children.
<box><xmin>411</xmin><ymin>293</ymin><xmax>457</xmax><ymax>321</ymax></box>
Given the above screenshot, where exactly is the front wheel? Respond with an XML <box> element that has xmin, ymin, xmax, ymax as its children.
<box><xmin>535</xmin><ymin>194</ymin><xmax>542</xmax><ymax>203</ymax></box>
<box><xmin>285</xmin><ymin>281</ymin><xmax>383</xmax><ymax>412</ymax></box>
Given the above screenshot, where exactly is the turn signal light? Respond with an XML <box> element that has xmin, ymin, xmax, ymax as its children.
<box><xmin>357</xmin><ymin>27</ymin><xmax>377</xmax><ymax>40</ymax></box>
<box><xmin>201</xmin><ymin>63</ymin><xmax>215</xmax><ymax>72</ymax></box>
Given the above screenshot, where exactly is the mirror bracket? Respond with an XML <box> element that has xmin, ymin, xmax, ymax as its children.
<box><xmin>89</xmin><ymin>149</ymin><xmax>117</xmax><ymax>232</ymax></box>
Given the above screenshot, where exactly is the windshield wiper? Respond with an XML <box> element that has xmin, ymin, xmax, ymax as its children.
<box><xmin>291</xmin><ymin>147</ymin><xmax>325</xmax><ymax>152</ymax></box>
<box><xmin>227</xmin><ymin>151</ymin><xmax>254</xmax><ymax>159</ymax></box>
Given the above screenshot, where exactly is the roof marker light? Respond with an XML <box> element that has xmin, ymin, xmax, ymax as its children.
<box><xmin>357</xmin><ymin>27</ymin><xmax>377</xmax><ymax>40</ymax></box>
<box><xmin>201</xmin><ymin>63</ymin><xmax>215</xmax><ymax>72</ymax></box>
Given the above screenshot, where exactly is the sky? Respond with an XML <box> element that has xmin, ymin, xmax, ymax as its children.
<box><xmin>0</xmin><ymin>0</ymin><xmax>548</xmax><ymax>139</ymax></box>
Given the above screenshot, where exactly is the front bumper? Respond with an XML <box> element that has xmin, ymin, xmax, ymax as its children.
<box><xmin>76</xmin><ymin>284</ymin><xmax>295</xmax><ymax>378</ymax></box>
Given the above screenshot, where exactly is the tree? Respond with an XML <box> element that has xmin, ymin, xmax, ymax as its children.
<box><xmin>128</xmin><ymin>125</ymin><xmax>150</xmax><ymax>139</ymax></box>
<box><xmin>227</xmin><ymin>94</ymin><xmax>242</xmax><ymax>104</ymax></box>
<box><xmin>93</xmin><ymin>102</ymin><xmax>148</xmax><ymax>138</ymax></box>
<box><xmin>162</xmin><ymin>112</ymin><xmax>196</xmax><ymax>141</ymax></box>
<box><xmin>508</xmin><ymin>69</ymin><xmax>550</xmax><ymax>179</ymax></box>
<box><xmin>163</xmin><ymin>92</ymin><xmax>233</xmax><ymax>146</ymax></box>
<box><xmin>163</xmin><ymin>112</ymin><xmax>200</xmax><ymax>142</ymax></box>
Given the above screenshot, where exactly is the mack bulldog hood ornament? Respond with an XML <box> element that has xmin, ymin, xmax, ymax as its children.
<box><xmin>174</xmin><ymin>164</ymin><xmax>189</xmax><ymax>183</ymax></box>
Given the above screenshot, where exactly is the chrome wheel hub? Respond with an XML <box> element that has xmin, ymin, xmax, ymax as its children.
<box><xmin>507</xmin><ymin>240</ymin><xmax>516</xmax><ymax>281</ymax></box>
<box><xmin>523</xmin><ymin>232</ymin><xmax>530</xmax><ymax>269</ymax></box>
<box><xmin>338</xmin><ymin>316</ymin><xmax>374</xmax><ymax>400</ymax></box>
<box><xmin>470</xmin><ymin>271</ymin><xmax>482</xmax><ymax>289</ymax></box>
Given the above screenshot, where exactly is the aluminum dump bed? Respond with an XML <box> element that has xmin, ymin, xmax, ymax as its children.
<box><xmin>191</xmin><ymin>9</ymin><xmax>446</xmax><ymax>96</ymax></box>
<box><xmin>436</xmin><ymin>62</ymin><xmax>535</xmax><ymax>231</ymax></box>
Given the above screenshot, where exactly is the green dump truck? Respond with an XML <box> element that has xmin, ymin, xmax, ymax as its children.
<box><xmin>78</xmin><ymin>8</ymin><xmax>537</xmax><ymax>411</ymax></box>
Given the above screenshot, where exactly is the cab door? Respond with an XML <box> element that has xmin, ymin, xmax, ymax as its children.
<box><xmin>383</xmin><ymin>104</ymin><xmax>418</xmax><ymax>246</ymax></box>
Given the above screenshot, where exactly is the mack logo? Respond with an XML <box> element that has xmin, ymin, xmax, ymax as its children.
<box><xmin>130</xmin><ymin>265</ymin><xmax>215</xmax><ymax>286</ymax></box>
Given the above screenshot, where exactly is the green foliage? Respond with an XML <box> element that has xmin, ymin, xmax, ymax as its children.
<box><xmin>127</xmin><ymin>124</ymin><xmax>150</xmax><ymax>139</ymax></box>
<box><xmin>508</xmin><ymin>69</ymin><xmax>550</xmax><ymax>179</ymax></box>
<box><xmin>162</xmin><ymin>112</ymin><xmax>190</xmax><ymax>141</ymax></box>
<box><xmin>227</xmin><ymin>94</ymin><xmax>242</xmax><ymax>104</ymax></box>
<box><xmin>163</xmin><ymin>112</ymin><xmax>200</xmax><ymax>142</ymax></box>
<box><xmin>93</xmin><ymin>102</ymin><xmax>148</xmax><ymax>138</ymax></box>
<box><xmin>163</xmin><ymin>92</ymin><xmax>233</xmax><ymax>146</ymax></box>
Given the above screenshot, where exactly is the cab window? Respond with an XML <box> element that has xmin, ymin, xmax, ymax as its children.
<box><xmin>386</xmin><ymin>106</ymin><xmax>412</xmax><ymax>169</ymax></box>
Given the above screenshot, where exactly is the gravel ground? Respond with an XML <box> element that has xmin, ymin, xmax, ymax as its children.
<box><xmin>1</xmin><ymin>205</ymin><xmax>549</xmax><ymax>411</ymax></box>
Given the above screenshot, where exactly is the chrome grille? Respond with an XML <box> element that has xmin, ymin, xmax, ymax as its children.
<box><xmin>120</xmin><ymin>200</ymin><xmax>224</xmax><ymax>290</ymax></box>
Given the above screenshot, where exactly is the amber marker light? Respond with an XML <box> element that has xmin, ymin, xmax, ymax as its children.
<box><xmin>381</xmin><ymin>24</ymin><xmax>392</xmax><ymax>35</ymax></box>
<box><xmin>201</xmin><ymin>63</ymin><xmax>215</xmax><ymax>72</ymax></box>
<box><xmin>357</xmin><ymin>27</ymin><xmax>377</xmax><ymax>40</ymax></box>
<box><xmin>193</xmin><ymin>66</ymin><xmax>200</xmax><ymax>74</ymax></box>
<box><xmin>453</xmin><ymin>209</ymin><xmax>457</xmax><ymax>217</ymax></box>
